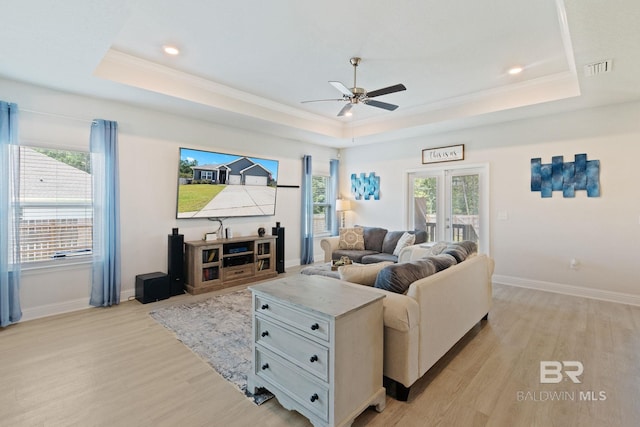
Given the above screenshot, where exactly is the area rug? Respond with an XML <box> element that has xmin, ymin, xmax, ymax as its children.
<box><xmin>149</xmin><ymin>289</ymin><xmax>274</xmax><ymax>405</ymax></box>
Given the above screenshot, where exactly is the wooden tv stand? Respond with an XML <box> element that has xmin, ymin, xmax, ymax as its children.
<box><xmin>184</xmin><ymin>235</ymin><xmax>277</xmax><ymax>295</ymax></box>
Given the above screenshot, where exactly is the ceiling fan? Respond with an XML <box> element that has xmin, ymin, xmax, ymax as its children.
<box><xmin>302</xmin><ymin>57</ymin><xmax>407</xmax><ymax>117</ymax></box>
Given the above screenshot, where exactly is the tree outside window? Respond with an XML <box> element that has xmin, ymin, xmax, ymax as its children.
<box><xmin>312</xmin><ymin>175</ymin><xmax>331</xmax><ymax>235</ymax></box>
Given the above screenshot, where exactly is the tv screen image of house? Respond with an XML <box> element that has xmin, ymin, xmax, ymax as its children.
<box><xmin>177</xmin><ymin>148</ymin><xmax>279</xmax><ymax>218</ymax></box>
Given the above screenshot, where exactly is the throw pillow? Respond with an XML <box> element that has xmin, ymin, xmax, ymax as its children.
<box><xmin>374</xmin><ymin>259</ymin><xmax>437</xmax><ymax>294</ymax></box>
<box><xmin>392</xmin><ymin>232</ymin><xmax>416</xmax><ymax>256</ymax></box>
<box><xmin>413</xmin><ymin>229</ymin><xmax>428</xmax><ymax>244</ymax></box>
<box><xmin>442</xmin><ymin>243</ymin><xmax>469</xmax><ymax>263</ymax></box>
<box><xmin>457</xmin><ymin>240</ymin><xmax>478</xmax><ymax>255</ymax></box>
<box><xmin>338</xmin><ymin>227</ymin><xmax>365</xmax><ymax>250</ymax></box>
<box><xmin>359</xmin><ymin>226</ymin><xmax>387</xmax><ymax>252</ymax></box>
<box><xmin>424</xmin><ymin>253</ymin><xmax>457</xmax><ymax>271</ymax></box>
<box><xmin>381</xmin><ymin>230</ymin><xmax>406</xmax><ymax>254</ymax></box>
<box><xmin>338</xmin><ymin>261</ymin><xmax>394</xmax><ymax>286</ymax></box>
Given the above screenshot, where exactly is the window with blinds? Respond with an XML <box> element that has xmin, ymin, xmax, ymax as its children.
<box><xmin>18</xmin><ymin>146</ymin><xmax>93</xmax><ymax>263</ymax></box>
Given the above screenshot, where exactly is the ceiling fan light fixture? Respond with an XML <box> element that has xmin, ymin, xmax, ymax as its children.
<box><xmin>508</xmin><ymin>66</ymin><xmax>524</xmax><ymax>75</ymax></box>
<box><xmin>162</xmin><ymin>45</ymin><xmax>180</xmax><ymax>56</ymax></box>
<box><xmin>302</xmin><ymin>57</ymin><xmax>406</xmax><ymax>116</ymax></box>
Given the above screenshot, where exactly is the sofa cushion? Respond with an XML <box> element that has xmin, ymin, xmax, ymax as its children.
<box><xmin>382</xmin><ymin>230</ymin><xmax>426</xmax><ymax>254</ymax></box>
<box><xmin>361</xmin><ymin>253</ymin><xmax>398</xmax><ymax>264</ymax></box>
<box><xmin>457</xmin><ymin>240</ymin><xmax>478</xmax><ymax>255</ymax></box>
<box><xmin>338</xmin><ymin>227</ymin><xmax>365</xmax><ymax>250</ymax></box>
<box><xmin>381</xmin><ymin>231</ymin><xmax>405</xmax><ymax>255</ymax></box>
<box><xmin>425</xmin><ymin>253</ymin><xmax>458</xmax><ymax>271</ymax></box>
<box><xmin>441</xmin><ymin>241</ymin><xmax>477</xmax><ymax>263</ymax></box>
<box><xmin>393</xmin><ymin>232</ymin><xmax>416</xmax><ymax>256</ymax></box>
<box><xmin>413</xmin><ymin>230</ymin><xmax>428</xmax><ymax>245</ymax></box>
<box><xmin>358</xmin><ymin>226</ymin><xmax>387</xmax><ymax>252</ymax></box>
<box><xmin>374</xmin><ymin>259</ymin><xmax>437</xmax><ymax>294</ymax></box>
<box><xmin>332</xmin><ymin>249</ymin><xmax>378</xmax><ymax>263</ymax></box>
<box><xmin>338</xmin><ymin>261</ymin><xmax>394</xmax><ymax>286</ymax></box>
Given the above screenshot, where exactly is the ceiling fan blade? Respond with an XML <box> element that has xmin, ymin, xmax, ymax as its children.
<box><xmin>301</xmin><ymin>98</ymin><xmax>345</xmax><ymax>104</ymax></box>
<box><xmin>364</xmin><ymin>99</ymin><xmax>399</xmax><ymax>111</ymax></box>
<box><xmin>329</xmin><ymin>81</ymin><xmax>353</xmax><ymax>97</ymax></box>
<box><xmin>366</xmin><ymin>84</ymin><xmax>407</xmax><ymax>98</ymax></box>
<box><xmin>337</xmin><ymin>103</ymin><xmax>353</xmax><ymax>117</ymax></box>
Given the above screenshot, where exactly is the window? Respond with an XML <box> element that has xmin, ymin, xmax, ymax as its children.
<box><xmin>407</xmin><ymin>165</ymin><xmax>489</xmax><ymax>254</ymax></box>
<box><xmin>16</xmin><ymin>146</ymin><xmax>93</xmax><ymax>264</ymax></box>
<box><xmin>312</xmin><ymin>175</ymin><xmax>331</xmax><ymax>235</ymax></box>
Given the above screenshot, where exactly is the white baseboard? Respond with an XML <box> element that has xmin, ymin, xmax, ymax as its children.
<box><xmin>21</xmin><ymin>288</ymin><xmax>136</xmax><ymax>322</ymax></box>
<box><xmin>493</xmin><ymin>275</ymin><xmax>640</xmax><ymax>307</ymax></box>
<box><xmin>285</xmin><ymin>259</ymin><xmax>301</xmax><ymax>270</ymax></box>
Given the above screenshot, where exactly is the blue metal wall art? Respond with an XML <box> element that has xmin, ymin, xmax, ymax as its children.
<box><xmin>531</xmin><ymin>154</ymin><xmax>600</xmax><ymax>198</ymax></box>
<box><xmin>351</xmin><ymin>172</ymin><xmax>380</xmax><ymax>200</ymax></box>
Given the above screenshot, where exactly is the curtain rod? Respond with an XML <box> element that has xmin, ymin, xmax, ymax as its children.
<box><xmin>20</xmin><ymin>108</ymin><xmax>96</xmax><ymax>124</ymax></box>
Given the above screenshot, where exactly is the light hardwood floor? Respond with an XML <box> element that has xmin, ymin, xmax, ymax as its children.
<box><xmin>1</xmin><ymin>271</ymin><xmax>639</xmax><ymax>427</ymax></box>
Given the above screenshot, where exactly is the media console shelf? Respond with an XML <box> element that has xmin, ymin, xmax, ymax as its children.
<box><xmin>184</xmin><ymin>235</ymin><xmax>277</xmax><ymax>295</ymax></box>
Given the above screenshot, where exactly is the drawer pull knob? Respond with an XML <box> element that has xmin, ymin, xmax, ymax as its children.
<box><xmin>310</xmin><ymin>393</ymin><xmax>319</xmax><ymax>403</ymax></box>
<box><xmin>261</xmin><ymin>304</ymin><xmax>269</xmax><ymax>310</ymax></box>
<box><xmin>309</xmin><ymin>354</ymin><xmax>318</xmax><ymax>363</ymax></box>
<box><xmin>261</xmin><ymin>363</ymin><xmax>269</xmax><ymax>370</ymax></box>
<box><xmin>261</xmin><ymin>331</ymin><xmax>269</xmax><ymax>337</ymax></box>
<box><xmin>310</xmin><ymin>323</ymin><xmax>319</xmax><ymax>331</ymax></box>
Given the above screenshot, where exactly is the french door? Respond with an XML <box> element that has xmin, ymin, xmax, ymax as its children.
<box><xmin>408</xmin><ymin>165</ymin><xmax>489</xmax><ymax>254</ymax></box>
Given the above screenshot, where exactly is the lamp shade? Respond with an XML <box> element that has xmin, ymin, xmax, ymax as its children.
<box><xmin>336</xmin><ymin>199</ymin><xmax>352</xmax><ymax>212</ymax></box>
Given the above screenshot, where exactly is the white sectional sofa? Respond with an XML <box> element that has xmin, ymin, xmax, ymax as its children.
<box><xmin>318</xmin><ymin>239</ymin><xmax>494</xmax><ymax>400</ymax></box>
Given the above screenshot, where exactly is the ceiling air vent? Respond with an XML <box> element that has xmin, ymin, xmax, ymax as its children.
<box><xmin>584</xmin><ymin>59</ymin><xmax>612</xmax><ymax>77</ymax></box>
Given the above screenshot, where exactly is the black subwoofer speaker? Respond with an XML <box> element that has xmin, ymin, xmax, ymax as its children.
<box><xmin>272</xmin><ymin>223</ymin><xmax>285</xmax><ymax>274</ymax></box>
<box><xmin>168</xmin><ymin>233</ymin><xmax>185</xmax><ymax>296</ymax></box>
<box><xmin>135</xmin><ymin>272</ymin><xmax>170</xmax><ymax>304</ymax></box>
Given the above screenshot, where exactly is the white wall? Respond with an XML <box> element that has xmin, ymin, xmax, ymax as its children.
<box><xmin>340</xmin><ymin>101</ymin><xmax>640</xmax><ymax>303</ymax></box>
<box><xmin>6</xmin><ymin>76</ymin><xmax>640</xmax><ymax>320</ymax></box>
<box><xmin>2</xmin><ymin>78</ymin><xmax>337</xmax><ymax>320</ymax></box>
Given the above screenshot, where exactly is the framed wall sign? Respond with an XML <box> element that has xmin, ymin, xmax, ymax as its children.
<box><xmin>422</xmin><ymin>144</ymin><xmax>464</xmax><ymax>164</ymax></box>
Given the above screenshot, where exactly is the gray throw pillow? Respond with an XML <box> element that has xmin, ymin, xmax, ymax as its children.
<box><xmin>413</xmin><ymin>230</ymin><xmax>428</xmax><ymax>244</ymax></box>
<box><xmin>381</xmin><ymin>231</ymin><xmax>406</xmax><ymax>254</ymax></box>
<box><xmin>374</xmin><ymin>259</ymin><xmax>437</xmax><ymax>294</ymax></box>
<box><xmin>425</xmin><ymin>253</ymin><xmax>458</xmax><ymax>271</ymax></box>
<box><xmin>457</xmin><ymin>240</ymin><xmax>478</xmax><ymax>255</ymax></box>
<box><xmin>440</xmin><ymin>240</ymin><xmax>478</xmax><ymax>263</ymax></box>
<box><xmin>359</xmin><ymin>226</ymin><xmax>387</xmax><ymax>252</ymax></box>
<box><xmin>442</xmin><ymin>243</ymin><xmax>469</xmax><ymax>263</ymax></box>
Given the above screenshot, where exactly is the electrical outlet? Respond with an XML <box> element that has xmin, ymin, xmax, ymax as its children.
<box><xmin>570</xmin><ymin>258</ymin><xmax>580</xmax><ymax>270</ymax></box>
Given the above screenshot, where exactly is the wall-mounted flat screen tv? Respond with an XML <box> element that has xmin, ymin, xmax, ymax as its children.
<box><xmin>176</xmin><ymin>148</ymin><xmax>279</xmax><ymax>219</ymax></box>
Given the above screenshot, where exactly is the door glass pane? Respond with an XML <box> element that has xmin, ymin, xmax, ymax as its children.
<box><xmin>449</xmin><ymin>174</ymin><xmax>479</xmax><ymax>243</ymax></box>
<box><xmin>412</xmin><ymin>176</ymin><xmax>438</xmax><ymax>242</ymax></box>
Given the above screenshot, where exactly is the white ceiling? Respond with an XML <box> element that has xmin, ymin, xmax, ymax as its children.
<box><xmin>1</xmin><ymin>0</ymin><xmax>639</xmax><ymax>147</ymax></box>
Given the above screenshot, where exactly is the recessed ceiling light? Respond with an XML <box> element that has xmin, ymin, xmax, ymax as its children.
<box><xmin>163</xmin><ymin>45</ymin><xmax>180</xmax><ymax>56</ymax></box>
<box><xmin>508</xmin><ymin>66</ymin><xmax>523</xmax><ymax>75</ymax></box>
